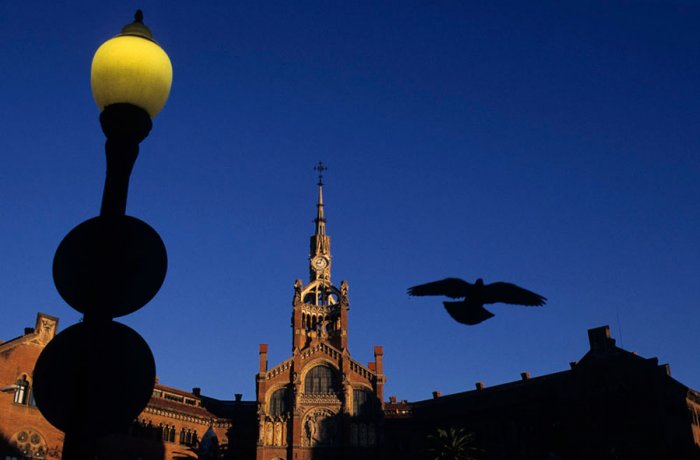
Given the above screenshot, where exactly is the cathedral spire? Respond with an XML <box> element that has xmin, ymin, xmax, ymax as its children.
<box><xmin>314</xmin><ymin>162</ymin><xmax>326</xmax><ymax>236</ymax></box>
<box><xmin>309</xmin><ymin>162</ymin><xmax>331</xmax><ymax>281</ymax></box>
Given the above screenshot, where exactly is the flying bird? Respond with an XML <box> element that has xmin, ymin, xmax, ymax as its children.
<box><xmin>407</xmin><ymin>278</ymin><xmax>546</xmax><ymax>325</ymax></box>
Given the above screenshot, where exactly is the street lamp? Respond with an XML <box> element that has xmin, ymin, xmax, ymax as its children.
<box><xmin>33</xmin><ymin>11</ymin><xmax>172</xmax><ymax>459</ymax></box>
<box><xmin>91</xmin><ymin>9</ymin><xmax>172</xmax><ymax>217</ymax></box>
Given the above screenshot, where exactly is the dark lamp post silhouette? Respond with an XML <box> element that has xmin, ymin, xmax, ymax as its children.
<box><xmin>32</xmin><ymin>11</ymin><xmax>171</xmax><ymax>459</ymax></box>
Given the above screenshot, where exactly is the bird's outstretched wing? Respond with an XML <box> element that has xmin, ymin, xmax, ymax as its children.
<box><xmin>443</xmin><ymin>300</ymin><xmax>495</xmax><ymax>325</ymax></box>
<box><xmin>407</xmin><ymin>278</ymin><xmax>473</xmax><ymax>298</ymax></box>
<box><xmin>481</xmin><ymin>282</ymin><xmax>546</xmax><ymax>306</ymax></box>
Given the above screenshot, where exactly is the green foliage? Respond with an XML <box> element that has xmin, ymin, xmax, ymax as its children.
<box><xmin>424</xmin><ymin>427</ymin><xmax>483</xmax><ymax>460</ymax></box>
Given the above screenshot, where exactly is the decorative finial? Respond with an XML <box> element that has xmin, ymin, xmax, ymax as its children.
<box><xmin>121</xmin><ymin>9</ymin><xmax>153</xmax><ymax>40</ymax></box>
<box><xmin>314</xmin><ymin>161</ymin><xmax>327</xmax><ymax>186</ymax></box>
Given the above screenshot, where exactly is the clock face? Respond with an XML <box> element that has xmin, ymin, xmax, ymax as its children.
<box><xmin>312</xmin><ymin>256</ymin><xmax>328</xmax><ymax>270</ymax></box>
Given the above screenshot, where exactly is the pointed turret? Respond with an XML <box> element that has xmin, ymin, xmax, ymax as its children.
<box><xmin>315</xmin><ymin>177</ymin><xmax>326</xmax><ymax>236</ymax></box>
<box><xmin>309</xmin><ymin>162</ymin><xmax>331</xmax><ymax>281</ymax></box>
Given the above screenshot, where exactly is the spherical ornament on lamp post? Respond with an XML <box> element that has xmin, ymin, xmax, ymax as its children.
<box><xmin>91</xmin><ymin>10</ymin><xmax>172</xmax><ymax>117</ymax></box>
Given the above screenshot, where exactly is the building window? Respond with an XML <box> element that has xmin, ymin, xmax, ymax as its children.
<box><xmin>162</xmin><ymin>424</ymin><xmax>177</xmax><ymax>443</ymax></box>
<box><xmin>181</xmin><ymin>429</ymin><xmax>198</xmax><ymax>447</ymax></box>
<box><xmin>164</xmin><ymin>393</ymin><xmax>184</xmax><ymax>403</ymax></box>
<box><xmin>353</xmin><ymin>389</ymin><xmax>373</xmax><ymax>417</ymax></box>
<box><xmin>270</xmin><ymin>387</ymin><xmax>289</xmax><ymax>417</ymax></box>
<box><xmin>304</xmin><ymin>365</ymin><xmax>337</xmax><ymax>394</ymax></box>
<box><xmin>13</xmin><ymin>376</ymin><xmax>28</xmax><ymax>405</ymax></box>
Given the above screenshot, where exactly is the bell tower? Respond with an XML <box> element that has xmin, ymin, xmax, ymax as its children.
<box><xmin>291</xmin><ymin>162</ymin><xmax>348</xmax><ymax>352</ymax></box>
<box><xmin>256</xmin><ymin>164</ymin><xmax>384</xmax><ymax>460</ymax></box>
<box><xmin>309</xmin><ymin>162</ymin><xmax>331</xmax><ymax>282</ymax></box>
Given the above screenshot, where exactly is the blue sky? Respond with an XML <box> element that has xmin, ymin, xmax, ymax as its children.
<box><xmin>1</xmin><ymin>1</ymin><xmax>699</xmax><ymax>402</ymax></box>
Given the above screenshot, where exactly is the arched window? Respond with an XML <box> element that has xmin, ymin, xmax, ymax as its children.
<box><xmin>304</xmin><ymin>365</ymin><xmax>337</xmax><ymax>394</ymax></box>
<box><xmin>270</xmin><ymin>387</ymin><xmax>289</xmax><ymax>417</ymax></box>
<box><xmin>353</xmin><ymin>389</ymin><xmax>373</xmax><ymax>416</ymax></box>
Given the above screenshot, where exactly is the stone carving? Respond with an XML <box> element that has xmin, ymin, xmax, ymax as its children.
<box><xmin>303</xmin><ymin>416</ymin><xmax>316</xmax><ymax>446</ymax></box>
<box><xmin>340</xmin><ymin>280</ymin><xmax>349</xmax><ymax>307</ymax></box>
<box><xmin>265</xmin><ymin>422</ymin><xmax>273</xmax><ymax>446</ymax></box>
<box><xmin>41</xmin><ymin>319</ymin><xmax>54</xmax><ymax>333</ymax></box>
<box><xmin>303</xmin><ymin>408</ymin><xmax>337</xmax><ymax>447</ymax></box>
<box><xmin>273</xmin><ymin>421</ymin><xmax>282</xmax><ymax>446</ymax></box>
<box><xmin>10</xmin><ymin>429</ymin><xmax>47</xmax><ymax>458</ymax></box>
<box><xmin>37</xmin><ymin>318</ymin><xmax>56</xmax><ymax>344</ymax></box>
<box><xmin>293</xmin><ymin>279</ymin><xmax>302</xmax><ymax>304</ymax></box>
<box><xmin>258</xmin><ymin>420</ymin><xmax>265</xmax><ymax>444</ymax></box>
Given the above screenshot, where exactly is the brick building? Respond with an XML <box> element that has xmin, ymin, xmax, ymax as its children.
<box><xmin>253</xmin><ymin>179</ymin><xmax>385</xmax><ymax>460</ymax></box>
<box><xmin>0</xmin><ymin>313</ymin><xmax>235</xmax><ymax>460</ymax></box>
<box><xmin>0</xmin><ymin>314</ymin><xmax>62</xmax><ymax>459</ymax></box>
<box><xmin>1</xmin><ymin>180</ymin><xmax>699</xmax><ymax>459</ymax></box>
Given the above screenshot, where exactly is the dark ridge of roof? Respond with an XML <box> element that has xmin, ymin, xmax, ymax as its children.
<box><xmin>199</xmin><ymin>396</ymin><xmax>257</xmax><ymax>419</ymax></box>
<box><xmin>147</xmin><ymin>395</ymin><xmax>219</xmax><ymax>420</ymax></box>
<box><xmin>411</xmin><ymin>368</ymin><xmax>572</xmax><ymax>407</ymax></box>
<box><xmin>154</xmin><ymin>383</ymin><xmax>201</xmax><ymax>399</ymax></box>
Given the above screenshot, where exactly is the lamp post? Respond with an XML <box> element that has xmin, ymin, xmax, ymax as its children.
<box><xmin>32</xmin><ymin>11</ymin><xmax>172</xmax><ymax>459</ymax></box>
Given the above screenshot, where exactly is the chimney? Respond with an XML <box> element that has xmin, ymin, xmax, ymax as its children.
<box><xmin>374</xmin><ymin>346</ymin><xmax>384</xmax><ymax>374</ymax></box>
<box><xmin>259</xmin><ymin>344</ymin><xmax>268</xmax><ymax>372</ymax></box>
<box><xmin>24</xmin><ymin>328</ymin><xmax>34</xmax><ymax>335</ymax></box>
<box><xmin>235</xmin><ymin>393</ymin><xmax>243</xmax><ymax>402</ymax></box>
<box><xmin>432</xmin><ymin>391</ymin><xmax>441</xmax><ymax>399</ymax></box>
<box><xmin>389</xmin><ymin>396</ymin><xmax>397</xmax><ymax>403</ymax></box>
<box><xmin>367</xmin><ymin>362</ymin><xmax>376</xmax><ymax>372</ymax></box>
<box><xmin>475</xmin><ymin>381</ymin><xmax>485</xmax><ymax>391</ymax></box>
<box><xmin>520</xmin><ymin>372</ymin><xmax>530</xmax><ymax>381</ymax></box>
<box><xmin>569</xmin><ymin>361</ymin><xmax>577</xmax><ymax>369</ymax></box>
<box><xmin>192</xmin><ymin>387</ymin><xmax>201</xmax><ymax>396</ymax></box>
<box><xmin>588</xmin><ymin>325</ymin><xmax>615</xmax><ymax>352</ymax></box>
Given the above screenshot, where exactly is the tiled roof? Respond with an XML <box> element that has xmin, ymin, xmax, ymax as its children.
<box><xmin>147</xmin><ymin>395</ymin><xmax>218</xmax><ymax>420</ymax></box>
<box><xmin>155</xmin><ymin>383</ymin><xmax>199</xmax><ymax>398</ymax></box>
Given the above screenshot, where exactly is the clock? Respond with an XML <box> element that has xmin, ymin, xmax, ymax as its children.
<box><xmin>311</xmin><ymin>256</ymin><xmax>328</xmax><ymax>270</ymax></box>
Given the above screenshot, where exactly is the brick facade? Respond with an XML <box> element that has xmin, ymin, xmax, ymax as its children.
<box><xmin>0</xmin><ymin>313</ymin><xmax>63</xmax><ymax>459</ymax></box>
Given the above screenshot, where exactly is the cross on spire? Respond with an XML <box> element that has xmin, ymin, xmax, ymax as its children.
<box><xmin>314</xmin><ymin>161</ymin><xmax>327</xmax><ymax>186</ymax></box>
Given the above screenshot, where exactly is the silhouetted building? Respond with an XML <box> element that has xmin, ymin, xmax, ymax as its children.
<box><xmin>383</xmin><ymin>326</ymin><xmax>700</xmax><ymax>459</ymax></box>
<box><xmin>1</xmin><ymin>184</ymin><xmax>699</xmax><ymax>459</ymax></box>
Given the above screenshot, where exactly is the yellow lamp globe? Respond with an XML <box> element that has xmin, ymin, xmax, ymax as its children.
<box><xmin>91</xmin><ymin>12</ymin><xmax>172</xmax><ymax>118</ymax></box>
